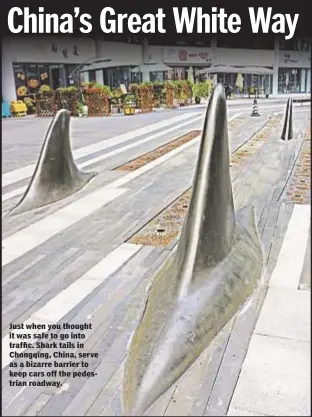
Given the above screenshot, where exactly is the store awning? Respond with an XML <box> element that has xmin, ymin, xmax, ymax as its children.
<box><xmin>198</xmin><ymin>66</ymin><xmax>274</xmax><ymax>75</ymax></box>
<box><xmin>131</xmin><ymin>63</ymin><xmax>173</xmax><ymax>73</ymax></box>
<box><xmin>80</xmin><ymin>60</ymin><xmax>140</xmax><ymax>72</ymax></box>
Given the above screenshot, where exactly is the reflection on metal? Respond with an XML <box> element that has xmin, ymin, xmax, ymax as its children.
<box><xmin>9</xmin><ymin>109</ymin><xmax>96</xmax><ymax>216</ymax></box>
<box><xmin>122</xmin><ymin>84</ymin><xmax>264</xmax><ymax>416</ymax></box>
<box><xmin>281</xmin><ymin>98</ymin><xmax>293</xmax><ymax>140</ymax></box>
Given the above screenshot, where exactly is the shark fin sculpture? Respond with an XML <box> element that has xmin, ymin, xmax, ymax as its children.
<box><xmin>9</xmin><ymin>109</ymin><xmax>96</xmax><ymax>216</ymax></box>
<box><xmin>281</xmin><ymin>97</ymin><xmax>293</xmax><ymax>140</ymax></box>
<box><xmin>122</xmin><ymin>84</ymin><xmax>264</xmax><ymax>416</ymax></box>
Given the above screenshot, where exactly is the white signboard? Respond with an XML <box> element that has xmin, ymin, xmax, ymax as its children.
<box><xmin>278</xmin><ymin>51</ymin><xmax>311</xmax><ymax>68</ymax></box>
<box><xmin>5</xmin><ymin>36</ymin><xmax>96</xmax><ymax>64</ymax></box>
<box><xmin>164</xmin><ymin>47</ymin><xmax>213</xmax><ymax>64</ymax></box>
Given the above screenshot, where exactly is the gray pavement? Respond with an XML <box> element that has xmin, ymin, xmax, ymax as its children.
<box><xmin>2</xmin><ymin>102</ymin><xmax>311</xmax><ymax>416</ymax></box>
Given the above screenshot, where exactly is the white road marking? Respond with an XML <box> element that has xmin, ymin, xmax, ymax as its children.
<box><xmin>2</xmin><ymin>115</ymin><xmax>204</xmax><ymax>202</ymax></box>
<box><xmin>2</xmin><ymin>112</ymin><xmax>200</xmax><ymax>188</ymax></box>
<box><xmin>2</xmin><ymin>243</ymin><xmax>141</xmax><ymax>369</ymax></box>
<box><xmin>269</xmin><ymin>204</ymin><xmax>310</xmax><ymax>289</ymax></box>
<box><xmin>111</xmin><ymin>113</ymin><xmax>241</xmax><ymax>189</ymax></box>
<box><xmin>2</xmin><ymin>113</ymin><xmax>240</xmax><ymax>267</ymax></box>
<box><xmin>2</xmin><ymin>188</ymin><xmax>127</xmax><ymax>267</ymax></box>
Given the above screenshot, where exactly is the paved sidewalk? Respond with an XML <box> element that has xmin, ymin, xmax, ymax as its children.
<box><xmin>2</xmin><ymin>106</ymin><xmax>310</xmax><ymax>416</ymax></box>
<box><xmin>228</xmin><ymin>205</ymin><xmax>311</xmax><ymax>416</ymax></box>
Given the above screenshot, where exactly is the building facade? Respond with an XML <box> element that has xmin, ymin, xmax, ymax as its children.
<box><xmin>2</xmin><ymin>35</ymin><xmax>311</xmax><ymax>102</ymax></box>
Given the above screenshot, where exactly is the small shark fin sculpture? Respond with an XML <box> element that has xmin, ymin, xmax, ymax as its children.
<box><xmin>122</xmin><ymin>84</ymin><xmax>264</xmax><ymax>416</ymax></box>
<box><xmin>281</xmin><ymin>97</ymin><xmax>293</xmax><ymax>140</ymax></box>
<box><xmin>9</xmin><ymin>109</ymin><xmax>96</xmax><ymax>216</ymax></box>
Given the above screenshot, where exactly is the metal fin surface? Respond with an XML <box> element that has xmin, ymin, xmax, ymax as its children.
<box><xmin>9</xmin><ymin>109</ymin><xmax>96</xmax><ymax>216</ymax></box>
<box><xmin>122</xmin><ymin>84</ymin><xmax>263</xmax><ymax>416</ymax></box>
<box><xmin>281</xmin><ymin>98</ymin><xmax>293</xmax><ymax>140</ymax></box>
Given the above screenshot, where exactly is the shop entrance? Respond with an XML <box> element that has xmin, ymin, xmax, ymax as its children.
<box><xmin>49</xmin><ymin>65</ymin><xmax>67</xmax><ymax>89</ymax></box>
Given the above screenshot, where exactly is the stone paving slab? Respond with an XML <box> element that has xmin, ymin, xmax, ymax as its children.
<box><xmin>228</xmin><ymin>335</ymin><xmax>310</xmax><ymax>416</ymax></box>
<box><xmin>255</xmin><ymin>287</ymin><xmax>310</xmax><ymax>342</ymax></box>
<box><xmin>1</xmin><ymin>106</ymin><xmax>311</xmax><ymax>416</ymax></box>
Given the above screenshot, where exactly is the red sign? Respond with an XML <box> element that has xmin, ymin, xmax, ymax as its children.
<box><xmin>164</xmin><ymin>47</ymin><xmax>212</xmax><ymax>64</ymax></box>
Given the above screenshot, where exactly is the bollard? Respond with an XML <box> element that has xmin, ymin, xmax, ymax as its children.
<box><xmin>9</xmin><ymin>109</ymin><xmax>97</xmax><ymax>216</ymax></box>
<box><xmin>251</xmin><ymin>98</ymin><xmax>260</xmax><ymax>117</ymax></box>
<box><xmin>122</xmin><ymin>84</ymin><xmax>264</xmax><ymax>417</ymax></box>
<box><xmin>281</xmin><ymin>98</ymin><xmax>293</xmax><ymax>140</ymax></box>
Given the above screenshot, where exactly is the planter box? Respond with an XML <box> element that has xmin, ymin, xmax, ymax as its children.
<box><xmin>139</xmin><ymin>89</ymin><xmax>153</xmax><ymax>113</ymax></box>
<box><xmin>36</xmin><ymin>93</ymin><xmax>57</xmax><ymax>117</ymax></box>
<box><xmin>84</xmin><ymin>89</ymin><xmax>111</xmax><ymax>117</ymax></box>
<box><xmin>57</xmin><ymin>92</ymin><xmax>78</xmax><ymax>116</ymax></box>
<box><xmin>165</xmin><ymin>87</ymin><xmax>174</xmax><ymax>109</ymax></box>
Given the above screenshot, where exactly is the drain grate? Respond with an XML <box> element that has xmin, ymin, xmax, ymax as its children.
<box><xmin>286</xmin><ymin>121</ymin><xmax>311</xmax><ymax>204</ymax></box>
<box><xmin>129</xmin><ymin>116</ymin><xmax>282</xmax><ymax>248</ymax></box>
<box><xmin>228</xmin><ymin>116</ymin><xmax>247</xmax><ymax>131</ymax></box>
<box><xmin>115</xmin><ymin>130</ymin><xmax>201</xmax><ymax>172</ymax></box>
<box><xmin>130</xmin><ymin>189</ymin><xmax>191</xmax><ymax>246</ymax></box>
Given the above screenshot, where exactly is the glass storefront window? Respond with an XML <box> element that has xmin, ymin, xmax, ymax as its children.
<box><xmin>130</xmin><ymin>70</ymin><xmax>141</xmax><ymax>84</ymax></box>
<box><xmin>102</xmin><ymin>66</ymin><xmax>140</xmax><ymax>88</ymax></box>
<box><xmin>278</xmin><ymin>68</ymin><xmax>309</xmax><ymax>93</ymax></box>
<box><xmin>38</xmin><ymin>65</ymin><xmax>50</xmax><ymax>88</ymax></box>
<box><xmin>150</xmin><ymin>71</ymin><xmax>165</xmax><ymax>82</ymax></box>
<box><xmin>13</xmin><ymin>64</ymin><xmax>28</xmax><ymax>99</ymax></box>
<box><xmin>307</xmin><ymin>70</ymin><xmax>311</xmax><ymax>93</ymax></box>
<box><xmin>89</xmin><ymin>70</ymin><xmax>96</xmax><ymax>82</ymax></box>
<box><xmin>164</xmin><ymin>67</ymin><xmax>186</xmax><ymax>81</ymax></box>
<box><xmin>26</xmin><ymin>64</ymin><xmax>40</xmax><ymax>93</ymax></box>
<box><xmin>301</xmin><ymin>40</ymin><xmax>310</xmax><ymax>52</ymax></box>
<box><xmin>214</xmin><ymin>73</ymin><xmax>272</xmax><ymax>94</ymax></box>
<box><xmin>13</xmin><ymin>63</ymin><xmax>79</xmax><ymax>98</ymax></box>
<box><xmin>279</xmin><ymin>38</ymin><xmax>310</xmax><ymax>52</ymax></box>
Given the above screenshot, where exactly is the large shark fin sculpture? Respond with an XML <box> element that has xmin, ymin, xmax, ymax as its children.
<box><xmin>9</xmin><ymin>109</ymin><xmax>96</xmax><ymax>216</ymax></box>
<box><xmin>122</xmin><ymin>84</ymin><xmax>264</xmax><ymax>416</ymax></box>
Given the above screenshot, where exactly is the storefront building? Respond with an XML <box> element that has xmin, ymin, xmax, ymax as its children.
<box><xmin>2</xmin><ymin>36</ymin><xmax>311</xmax><ymax>102</ymax></box>
<box><xmin>277</xmin><ymin>50</ymin><xmax>311</xmax><ymax>93</ymax></box>
<box><xmin>2</xmin><ymin>36</ymin><xmax>97</xmax><ymax>102</ymax></box>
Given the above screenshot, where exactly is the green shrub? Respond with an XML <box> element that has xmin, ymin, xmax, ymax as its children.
<box><xmin>39</xmin><ymin>85</ymin><xmax>51</xmax><ymax>93</ymax></box>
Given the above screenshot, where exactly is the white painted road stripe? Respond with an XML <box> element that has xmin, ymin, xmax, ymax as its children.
<box><xmin>1</xmin><ymin>243</ymin><xmax>142</xmax><ymax>369</ymax></box>
<box><xmin>111</xmin><ymin>112</ymin><xmax>240</xmax><ymax>188</ymax></box>
<box><xmin>269</xmin><ymin>204</ymin><xmax>310</xmax><ymax>289</ymax></box>
<box><xmin>2</xmin><ymin>113</ymin><xmax>240</xmax><ymax>267</ymax></box>
<box><xmin>2</xmin><ymin>112</ymin><xmax>200</xmax><ymax>188</ymax></box>
<box><xmin>1</xmin><ymin>138</ymin><xmax>199</xmax><ymax>266</ymax></box>
<box><xmin>2</xmin><ymin>114</ymin><xmax>204</xmax><ymax>202</ymax></box>
<box><xmin>2</xmin><ymin>188</ymin><xmax>127</xmax><ymax>267</ymax></box>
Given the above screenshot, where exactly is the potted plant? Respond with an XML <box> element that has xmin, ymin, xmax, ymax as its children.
<box><xmin>57</xmin><ymin>86</ymin><xmax>78</xmax><ymax>115</ymax></box>
<box><xmin>192</xmin><ymin>83</ymin><xmax>203</xmax><ymax>104</ymax></box>
<box><xmin>192</xmin><ymin>80</ymin><xmax>212</xmax><ymax>104</ymax></box>
<box><xmin>39</xmin><ymin>84</ymin><xmax>52</xmax><ymax>94</ymax></box>
<box><xmin>23</xmin><ymin>97</ymin><xmax>36</xmax><ymax>114</ymax></box>
<box><xmin>110</xmin><ymin>87</ymin><xmax>124</xmax><ymax>113</ymax></box>
<box><xmin>36</xmin><ymin>85</ymin><xmax>57</xmax><ymax>116</ymax></box>
<box><xmin>129</xmin><ymin>83</ymin><xmax>140</xmax><ymax>108</ymax></box>
<box><xmin>123</xmin><ymin>94</ymin><xmax>136</xmax><ymax>115</ymax></box>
